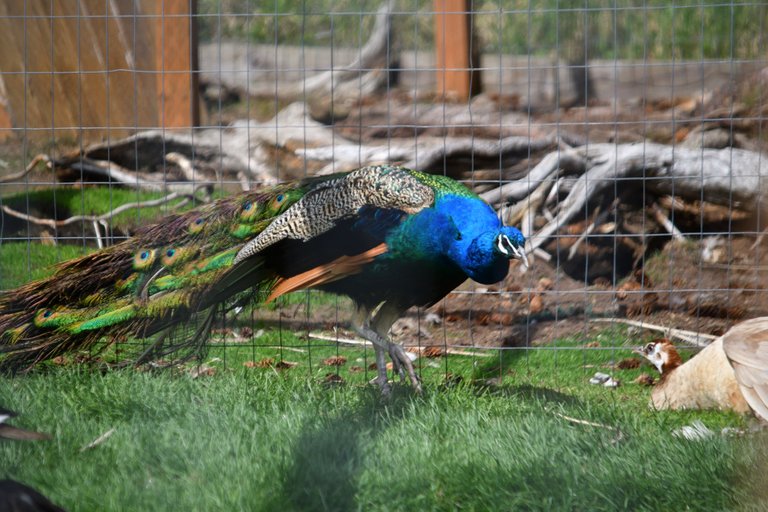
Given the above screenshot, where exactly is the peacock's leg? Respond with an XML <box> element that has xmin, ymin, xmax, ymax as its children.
<box><xmin>352</xmin><ymin>304</ymin><xmax>391</xmax><ymax>394</ymax></box>
<box><xmin>372</xmin><ymin>344</ymin><xmax>390</xmax><ymax>392</ymax></box>
<box><xmin>352</xmin><ymin>302</ymin><xmax>422</xmax><ymax>394</ymax></box>
<box><xmin>371</xmin><ymin>302</ymin><xmax>422</xmax><ymax>393</ymax></box>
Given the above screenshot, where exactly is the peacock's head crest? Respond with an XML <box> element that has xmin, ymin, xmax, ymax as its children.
<box><xmin>493</xmin><ymin>227</ymin><xmax>528</xmax><ymax>267</ymax></box>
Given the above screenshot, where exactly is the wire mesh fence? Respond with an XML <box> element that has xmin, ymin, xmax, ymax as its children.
<box><xmin>0</xmin><ymin>0</ymin><xmax>766</xmax><ymax>388</ymax></box>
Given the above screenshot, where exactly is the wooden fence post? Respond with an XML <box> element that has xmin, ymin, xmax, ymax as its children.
<box><xmin>150</xmin><ymin>0</ymin><xmax>200</xmax><ymax>129</ymax></box>
<box><xmin>433</xmin><ymin>0</ymin><xmax>481</xmax><ymax>100</ymax></box>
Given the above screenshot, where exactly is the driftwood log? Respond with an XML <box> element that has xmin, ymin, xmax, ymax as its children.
<box><xmin>478</xmin><ymin>142</ymin><xmax>767</xmax><ymax>253</ymax></box>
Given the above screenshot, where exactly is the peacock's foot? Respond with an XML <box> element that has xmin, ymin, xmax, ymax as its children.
<box><xmin>388</xmin><ymin>343</ymin><xmax>422</xmax><ymax>394</ymax></box>
<box><xmin>371</xmin><ymin>374</ymin><xmax>392</xmax><ymax>397</ymax></box>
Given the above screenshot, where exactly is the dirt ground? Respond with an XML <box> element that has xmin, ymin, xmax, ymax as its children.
<box><xmin>429</xmin><ymin>234</ymin><xmax>768</xmax><ymax>348</ymax></box>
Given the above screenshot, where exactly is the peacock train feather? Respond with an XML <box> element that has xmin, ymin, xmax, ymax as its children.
<box><xmin>0</xmin><ymin>165</ymin><xmax>526</xmax><ymax>392</ymax></box>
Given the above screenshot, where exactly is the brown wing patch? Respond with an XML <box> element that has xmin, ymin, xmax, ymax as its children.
<box><xmin>722</xmin><ymin>317</ymin><xmax>768</xmax><ymax>422</ymax></box>
<box><xmin>266</xmin><ymin>243</ymin><xmax>388</xmax><ymax>303</ymax></box>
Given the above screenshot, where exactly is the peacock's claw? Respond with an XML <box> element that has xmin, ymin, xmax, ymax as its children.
<box><xmin>387</xmin><ymin>345</ymin><xmax>405</xmax><ymax>381</ymax></box>
<box><xmin>388</xmin><ymin>343</ymin><xmax>422</xmax><ymax>394</ymax></box>
<box><xmin>371</xmin><ymin>374</ymin><xmax>392</xmax><ymax>396</ymax></box>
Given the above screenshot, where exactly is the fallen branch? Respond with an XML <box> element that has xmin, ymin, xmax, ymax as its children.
<box><xmin>61</xmin><ymin>158</ymin><xmax>185</xmax><ymax>191</ymax></box>
<box><xmin>567</xmin><ymin>206</ymin><xmax>601</xmax><ymax>261</ymax></box>
<box><xmin>526</xmin><ymin>143</ymin><xmax>767</xmax><ymax>253</ymax></box>
<box><xmin>1</xmin><ymin>190</ymin><xmax>200</xmax><ymax>229</ymax></box>
<box><xmin>283</xmin><ymin>1</ymin><xmax>395</xmax><ymax>100</ymax></box>
<box><xmin>401</xmin><ymin>136</ymin><xmax>558</xmax><ymax>174</ymax></box>
<box><xmin>750</xmin><ymin>227</ymin><xmax>767</xmax><ymax>251</ymax></box>
<box><xmin>567</xmin><ymin>199</ymin><xmax>617</xmax><ymax>260</ymax></box>
<box><xmin>505</xmin><ymin>177</ymin><xmax>554</xmax><ymax>232</ymax></box>
<box><xmin>659</xmin><ymin>195</ymin><xmax>750</xmax><ymax>222</ymax></box>
<box><xmin>0</xmin><ymin>154</ymin><xmax>50</xmax><ymax>184</ymax></box>
<box><xmin>307</xmin><ymin>332</ymin><xmax>492</xmax><ymax>357</ymax></box>
<box><xmin>649</xmin><ymin>203</ymin><xmax>685</xmax><ymax>241</ymax></box>
<box><xmin>480</xmin><ymin>148</ymin><xmax>581</xmax><ymax>205</ymax></box>
<box><xmin>304</xmin><ymin>135</ymin><xmax>558</xmax><ymax>176</ymax></box>
<box><xmin>591</xmin><ymin>317</ymin><xmax>717</xmax><ymax>347</ymax></box>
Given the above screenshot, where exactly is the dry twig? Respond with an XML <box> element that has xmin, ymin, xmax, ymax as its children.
<box><xmin>80</xmin><ymin>428</ymin><xmax>116</xmax><ymax>452</ymax></box>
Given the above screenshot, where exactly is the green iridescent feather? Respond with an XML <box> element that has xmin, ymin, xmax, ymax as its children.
<box><xmin>0</xmin><ymin>178</ymin><xmax>309</xmax><ymax>371</ymax></box>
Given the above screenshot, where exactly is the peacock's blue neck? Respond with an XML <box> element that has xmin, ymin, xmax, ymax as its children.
<box><xmin>382</xmin><ymin>193</ymin><xmax>511</xmax><ymax>284</ymax></box>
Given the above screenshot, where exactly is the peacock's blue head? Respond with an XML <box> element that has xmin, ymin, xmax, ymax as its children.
<box><xmin>433</xmin><ymin>195</ymin><xmax>527</xmax><ymax>284</ymax></box>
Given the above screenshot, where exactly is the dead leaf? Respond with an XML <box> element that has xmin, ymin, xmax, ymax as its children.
<box><xmin>322</xmin><ymin>356</ymin><xmax>348</xmax><ymax>367</ymax></box>
<box><xmin>323</xmin><ymin>373</ymin><xmax>345</xmax><ymax>385</ymax></box>
<box><xmin>537</xmin><ymin>277</ymin><xmax>554</xmax><ymax>291</ymax></box>
<box><xmin>529</xmin><ymin>294</ymin><xmax>544</xmax><ymax>314</ymax></box>
<box><xmin>247</xmin><ymin>357</ymin><xmax>275</xmax><ymax>368</ymax></box>
<box><xmin>422</xmin><ymin>346</ymin><xmax>445</xmax><ymax>358</ymax></box>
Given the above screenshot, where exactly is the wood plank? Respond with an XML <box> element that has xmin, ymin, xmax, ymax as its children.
<box><xmin>148</xmin><ymin>0</ymin><xmax>200</xmax><ymax>130</ymax></box>
<box><xmin>433</xmin><ymin>0</ymin><xmax>480</xmax><ymax>100</ymax></box>
<box><xmin>0</xmin><ymin>0</ymin><xmax>198</xmax><ymax>143</ymax></box>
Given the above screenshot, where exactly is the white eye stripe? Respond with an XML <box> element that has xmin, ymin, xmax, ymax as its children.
<box><xmin>497</xmin><ymin>236</ymin><xmax>509</xmax><ymax>255</ymax></box>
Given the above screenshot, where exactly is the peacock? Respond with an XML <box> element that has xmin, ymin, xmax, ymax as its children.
<box><xmin>0</xmin><ymin>165</ymin><xmax>526</xmax><ymax>393</ymax></box>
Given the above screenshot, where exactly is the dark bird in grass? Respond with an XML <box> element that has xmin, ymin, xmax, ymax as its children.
<box><xmin>0</xmin><ymin>165</ymin><xmax>526</xmax><ymax>393</ymax></box>
<box><xmin>0</xmin><ymin>479</ymin><xmax>66</xmax><ymax>512</ymax></box>
<box><xmin>0</xmin><ymin>408</ymin><xmax>50</xmax><ymax>441</ymax></box>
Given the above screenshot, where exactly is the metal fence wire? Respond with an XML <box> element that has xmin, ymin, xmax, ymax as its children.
<box><xmin>0</xmin><ymin>1</ymin><xmax>766</xmax><ymax>387</ymax></box>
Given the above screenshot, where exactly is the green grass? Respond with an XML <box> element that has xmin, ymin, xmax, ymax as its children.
<box><xmin>2</xmin><ymin>238</ymin><xmax>768</xmax><ymax>510</ymax></box>
<box><xmin>199</xmin><ymin>0</ymin><xmax>766</xmax><ymax>61</ymax></box>
<box><xmin>1</xmin><ymin>355</ymin><xmax>766</xmax><ymax>512</ymax></box>
<box><xmin>0</xmin><ymin>243</ymin><xmax>93</xmax><ymax>289</ymax></box>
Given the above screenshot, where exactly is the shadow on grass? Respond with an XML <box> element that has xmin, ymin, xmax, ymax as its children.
<box><xmin>274</xmin><ymin>388</ymin><xmax>415</xmax><ymax>512</ymax></box>
<box><xmin>470</xmin><ymin>345</ymin><xmax>530</xmax><ymax>381</ymax></box>
<box><xmin>486</xmin><ymin>383</ymin><xmax>581</xmax><ymax>407</ymax></box>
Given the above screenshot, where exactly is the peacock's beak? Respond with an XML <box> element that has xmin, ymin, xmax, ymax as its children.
<box><xmin>512</xmin><ymin>244</ymin><xmax>529</xmax><ymax>269</ymax></box>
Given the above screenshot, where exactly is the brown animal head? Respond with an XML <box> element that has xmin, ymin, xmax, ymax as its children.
<box><xmin>634</xmin><ymin>339</ymin><xmax>683</xmax><ymax>375</ymax></box>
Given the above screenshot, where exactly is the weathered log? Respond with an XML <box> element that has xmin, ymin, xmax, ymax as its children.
<box><xmin>300</xmin><ymin>135</ymin><xmax>559</xmax><ymax>176</ymax></box>
<box><xmin>511</xmin><ymin>143</ymin><xmax>767</xmax><ymax>252</ymax></box>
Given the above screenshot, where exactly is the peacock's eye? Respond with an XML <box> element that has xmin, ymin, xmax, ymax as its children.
<box><xmin>43</xmin><ymin>310</ymin><xmax>52</xmax><ymax>318</ymax></box>
<box><xmin>140</xmin><ymin>251</ymin><xmax>150</xmax><ymax>260</ymax></box>
<box><xmin>276</xmin><ymin>194</ymin><xmax>284</xmax><ymax>202</ymax></box>
<box><xmin>243</xmin><ymin>201</ymin><xmax>253</xmax><ymax>211</ymax></box>
<box><xmin>166</xmin><ymin>249</ymin><xmax>175</xmax><ymax>258</ymax></box>
<box><xmin>195</xmin><ymin>218</ymin><xmax>204</xmax><ymax>225</ymax></box>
